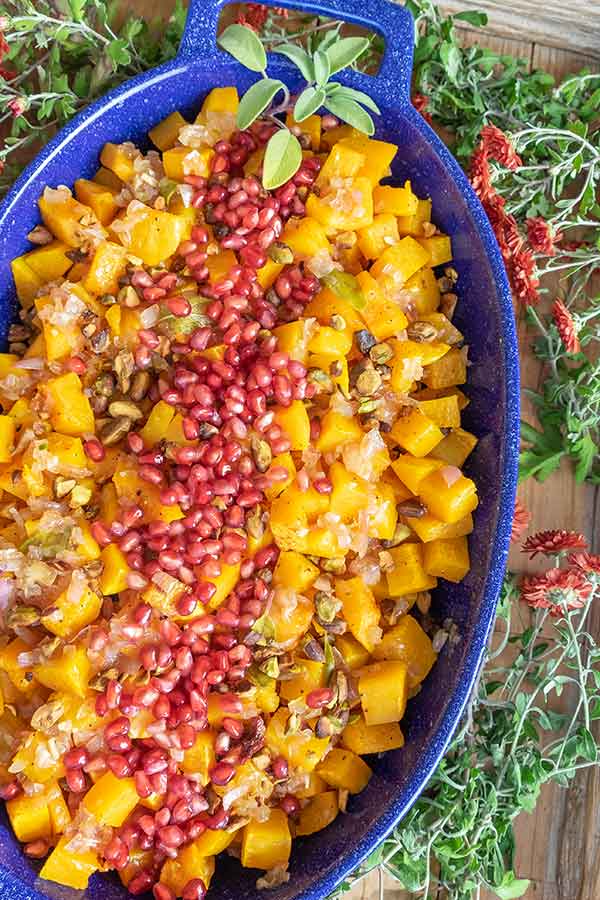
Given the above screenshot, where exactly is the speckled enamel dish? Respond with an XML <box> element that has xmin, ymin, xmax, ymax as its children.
<box><xmin>0</xmin><ymin>1</ymin><xmax>518</xmax><ymax>898</ymax></box>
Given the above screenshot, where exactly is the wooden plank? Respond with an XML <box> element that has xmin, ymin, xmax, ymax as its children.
<box><xmin>440</xmin><ymin>0</ymin><xmax>600</xmax><ymax>58</ymax></box>
<box><xmin>532</xmin><ymin>43</ymin><xmax>600</xmax><ymax>80</ymax></box>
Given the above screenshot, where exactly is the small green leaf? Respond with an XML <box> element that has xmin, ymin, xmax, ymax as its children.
<box><xmin>314</xmin><ymin>49</ymin><xmax>331</xmax><ymax>86</ymax></box>
<box><xmin>327</xmin><ymin>84</ymin><xmax>380</xmax><ymax>114</ymax></box>
<box><xmin>493</xmin><ymin>872</ymin><xmax>530</xmax><ymax>900</ymax></box>
<box><xmin>107</xmin><ymin>39</ymin><xmax>132</xmax><ymax>67</ymax></box>
<box><xmin>324</xmin><ymin>95</ymin><xmax>375</xmax><ymax>135</ymax></box>
<box><xmin>326</xmin><ymin>36</ymin><xmax>370</xmax><ymax>75</ymax></box>
<box><xmin>440</xmin><ymin>41</ymin><xmax>462</xmax><ymax>83</ymax></box>
<box><xmin>262</xmin><ymin>129</ymin><xmax>303</xmax><ymax>190</ymax></box>
<box><xmin>218</xmin><ymin>23</ymin><xmax>267</xmax><ymax>73</ymax></box>
<box><xmin>452</xmin><ymin>10</ymin><xmax>488</xmax><ymax>27</ymax></box>
<box><xmin>294</xmin><ymin>86</ymin><xmax>326</xmax><ymax>122</ymax></box>
<box><xmin>273</xmin><ymin>43</ymin><xmax>314</xmax><ymax>81</ymax></box>
<box><xmin>237</xmin><ymin>78</ymin><xmax>284</xmax><ymax>130</ymax></box>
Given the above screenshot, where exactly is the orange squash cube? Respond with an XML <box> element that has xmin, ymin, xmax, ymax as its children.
<box><xmin>402</xmin><ymin>266</ymin><xmax>440</xmax><ymax>315</ymax></box>
<box><xmin>409</xmin><ymin>511</ymin><xmax>474</xmax><ymax>543</ymax></box>
<box><xmin>358</xmin><ymin>660</ymin><xmax>409</xmax><ymax>725</ymax></box>
<box><xmin>83</xmin><ymin>772</ymin><xmax>139</xmax><ymax>826</ymax></box>
<box><xmin>316</xmin><ymin>748</ymin><xmax>372</xmax><ymax>794</ymax></box>
<box><xmin>390</xmin><ymin>408</ymin><xmax>444</xmax><ymax>457</ymax></box>
<box><xmin>273</xmin><ymin>550</ymin><xmax>319</xmax><ymax>593</ymax></box>
<box><xmin>423</xmin><ymin>347</ymin><xmax>467</xmax><ymax>390</ymax></box>
<box><xmin>279</xmin><ymin>658</ymin><xmax>325</xmax><ymax>701</ymax></box>
<box><xmin>373</xmin><ymin>182</ymin><xmax>418</xmax><ymax>216</ymax></box>
<box><xmin>417</xmin><ymin>234</ymin><xmax>452</xmax><ymax>266</ymax></box>
<box><xmin>40</xmin><ymin>835</ymin><xmax>98</xmax><ymax>890</ymax></box>
<box><xmin>241</xmin><ymin>809</ymin><xmax>291</xmax><ymax>870</ymax></box>
<box><xmin>391</xmin><ymin>455</ymin><xmax>444</xmax><ymax>495</ymax></box>
<box><xmin>371</xmin><ymin>236</ymin><xmax>431</xmax><ymax>287</ymax></box>
<box><xmin>419</xmin><ymin>469</ymin><xmax>478</xmax><ymax>524</ymax></box>
<box><xmin>339</xmin><ymin>135</ymin><xmax>397</xmax><ymax>186</ymax></box>
<box><xmin>341</xmin><ymin>716</ymin><xmax>404</xmax><ymax>754</ymax></box>
<box><xmin>417</xmin><ymin>395</ymin><xmax>461</xmax><ymax>428</ymax></box>
<box><xmin>286</xmin><ymin>112</ymin><xmax>321</xmax><ymax>150</ymax></box>
<box><xmin>373</xmin><ymin>615</ymin><xmax>437</xmax><ymax>686</ymax></box>
<box><xmin>148</xmin><ymin>110</ymin><xmax>187</xmax><ymax>151</ymax></box>
<box><xmin>356</xmin><ymin>270</ymin><xmax>408</xmax><ymax>340</ymax></box>
<box><xmin>329</xmin><ymin>461</ymin><xmax>369</xmax><ymax>521</ymax></box>
<box><xmin>335</xmin><ymin>576</ymin><xmax>381</xmax><ymax>652</ymax></box>
<box><xmin>74</xmin><ymin>178</ymin><xmax>119</xmax><ymax>226</ymax></box>
<box><xmin>357</xmin><ymin>214</ymin><xmax>399</xmax><ymax>259</ymax></box>
<box><xmin>316</xmin><ymin>409</ymin><xmax>363</xmax><ymax>454</ymax></box>
<box><xmin>423</xmin><ymin>536</ymin><xmax>470</xmax><ymax>582</ymax></box>
<box><xmin>397</xmin><ymin>197</ymin><xmax>432</xmax><ymax>236</ymax></box>
<box><xmin>273</xmin><ymin>399</ymin><xmax>310</xmax><ymax>450</ymax></box>
<box><xmin>296</xmin><ymin>791</ymin><xmax>339</xmax><ymax>836</ymax></box>
<box><xmin>282</xmin><ymin>216</ymin><xmax>330</xmax><ymax>259</ymax></box>
<box><xmin>430</xmin><ymin>427</ymin><xmax>478</xmax><ymax>466</ymax></box>
<box><xmin>386</xmin><ymin>543</ymin><xmax>437</xmax><ymax>595</ymax></box>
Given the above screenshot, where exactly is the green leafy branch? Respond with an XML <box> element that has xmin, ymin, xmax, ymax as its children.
<box><xmin>217</xmin><ymin>23</ymin><xmax>378</xmax><ymax>188</ymax></box>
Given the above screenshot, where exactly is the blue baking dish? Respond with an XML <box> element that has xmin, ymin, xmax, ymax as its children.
<box><xmin>0</xmin><ymin>0</ymin><xmax>519</xmax><ymax>898</ymax></box>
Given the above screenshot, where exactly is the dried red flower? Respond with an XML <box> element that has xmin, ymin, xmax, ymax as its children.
<box><xmin>552</xmin><ymin>299</ymin><xmax>581</xmax><ymax>354</ymax></box>
<box><xmin>412</xmin><ymin>93</ymin><xmax>432</xmax><ymax>124</ymax></box>
<box><xmin>526</xmin><ymin>217</ymin><xmax>562</xmax><ymax>256</ymax></box>
<box><xmin>236</xmin><ymin>4</ymin><xmax>282</xmax><ymax>31</ymax></box>
<box><xmin>521</xmin><ymin>567</ymin><xmax>594</xmax><ymax>617</ymax></box>
<box><xmin>567</xmin><ymin>552</ymin><xmax>600</xmax><ymax>574</ymax></box>
<box><xmin>7</xmin><ymin>96</ymin><xmax>26</xmax><ymax>117</ymax></box>
<box><xmin>511</xmin><ymin>499</ymin><xmax>531</xmax><ymax>542</ymax></box>
<box><xmin>522</xmin><ymin>529</ymin><xmax>587</xmax><ymax>559</ymax></box>
<box><xmin>480</xmin><ymin>124</ymin><xmax>522</xmax><ymax>171</ymax></box>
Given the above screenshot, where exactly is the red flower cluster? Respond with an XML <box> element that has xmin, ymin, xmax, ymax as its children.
<box><xmin>527</xmin><ymin>217</ymin><xmax>562</xmax><ymax>256</ymax></box>
<box><xmin>569</xmin><ymin>552</ymin><xmax>600</xmax><ymax>574</ymax></box>
<box><xmin>236</xmin><ymin>4</ymin><xmax>287</xmax><ymax>31</ymax></box>
<box><xmin>511</xmin><ymin>499</ymin><xmax>531</xmax><ymax>542</ymax></box>
<box><xmin>469</xmin><ymin>127</ymin><xmax>540</xmax><ymax>305</ymax></box>
<box><xmin>522</xmin><ymin>529</ymin><xmax>587</xmax><ymax>559</ymax></box>
<box><xmin>412</xmin><ymin>93</ymin><xmax>433</xmax><ymax>124</ymax></box>
<box><xmin>552</xmin><ymin>298</ymin><xmax>581</xmax><ymax>354</ymax></box>
<box><xmin>521</xmin><ymin>566</ymin><xmax>594</xmax><ymax>617</ymax></box>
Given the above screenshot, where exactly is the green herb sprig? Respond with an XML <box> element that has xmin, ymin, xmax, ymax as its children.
<box><xmin>217</xmin><ymin>22</ymin><xmax>376</xmax><ymax>188</ymax></box>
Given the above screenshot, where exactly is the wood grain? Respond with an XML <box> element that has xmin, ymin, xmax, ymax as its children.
<box><xmin>117</xmin><ymin>3</ymin><xmax>599</xmax><ymax>897</ymax></box>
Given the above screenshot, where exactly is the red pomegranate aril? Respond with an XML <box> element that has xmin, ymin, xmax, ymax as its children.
<box><xmin>154</xmin><ymin>884</ymin><xmax>176</xmax><ymax>900</ymax></box>
<box><xmin>143</xmin><ymin>749</ymin><xmax>169</xmax><ymax>775</ymax></box>
<box><xmin>135</xmin><ymin>770</ymin><xmax>153</xmax><ymax>799</ymax></box>
<box><xmin>182</xmin><ymin>878</ymin><xmax>207</xmax><ymax>900</ymax></box>
<box><xmin>158</xmin><ymin>824</ymin><xmax>185</xmax><ymax>848</ymax></box>
<box><xmin>84</xmin><ymin>438</ymin><xmax>105</xmax><ymax>462</ymax></box>
<box><xmin>64</xmin><ymin>747</ymin><xmax>89</xmax><ymax>769</ymax></box>
<box><xmin>65</xmin><ymin>768</ymin><xmax>86</xmax><ymax>792</ymax></box>
<box><xmin>280</xmin><ymin>794</ymin><xmax>300</xmax><ymax>816</ymax></box>
<box><xmin>209</xmin><ymin>762</ymin><xmax>235</xmax><ymax>786</ymax></box>
<box><xmin>221</xmin><ymin>717</ymin><xmax>244</xmax><ymax>740</ymax></box>
<box><xmin>104</xmin><ymin>835</ymin><xmax>129</xmax><ymax>870</ymax></box>
<box><xmin>128</xmin><ymin>871</ymin><xmax>155</xmax><ymax>896</ymax></box>
<box><xmin>306</xmin><ymin>687</ymin><xmax>335</xmax><ymax>709</ymax></box>
<box><xmin>271</xmin><ymin>755</ymin><xmax>289</xmax><ymax>780</ymax></box>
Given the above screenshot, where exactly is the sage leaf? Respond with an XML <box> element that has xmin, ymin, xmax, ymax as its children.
<box><xmin>273</xmin><ymin>43</ymin><xmax>314</xmax><ymax>81</ymax></box>
<box><xmin>324</xmin><ymin>95</ymin><xmax>375</xmax><ymax>135</ymax></box>
<box><xmin>314</xmin><ymin>49</ymin><xmax>331</xmax><ymax>86</ymax></box>
<box><xmin>294</xmin><ymin>86</ymin><xmax>326</xmax><ymax>122</ymax></box>
<box><xmin>326</xmin><ymin>36</ymin><xmax>370</xmax><ymax>75</ymax></box>
<box><xmin>262</xmin><ymin>130</ymin><xmax>303</xmax><ymax>190</ymax></box>
<box><xmin>452</xmin><ymin>10</ymin><xmax>488</xmax><ymax>27</ymax></box>
<box><xmin>493</xmin><ymin>872</ymin><xmax>531</xmax><ymax>900</ymax></box>
<box><xmin>218</xmin><ymin>24</ymin><xmax>267</xmax><ymax>73</ymax></box>
<box><xmin>237</xmin><ymin>78</ymin><xmax>285</xmax><ymax>130</ymax></box>
<box><xmin>328</xmin><ymin>84</ymin><xmax>380</xmax><ymax>114</ymax></box>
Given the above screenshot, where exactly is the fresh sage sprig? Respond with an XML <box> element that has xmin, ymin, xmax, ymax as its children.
<box><xmin>217</xmin><ymin>23</ymin><xmax>377</xmax><ymax>189</ymax></box>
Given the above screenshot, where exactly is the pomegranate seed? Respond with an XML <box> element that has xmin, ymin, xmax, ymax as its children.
<box><xmin>209</xmin><ymin>762</ymin><xmax>235</xmax><ymax>786</ymax></box>
<box><xmin>306</xmin><ymin>687</ymin><xmax>335</xmax><ymax>709</ymax></box>
<box><xmin>84</xmin><ymin>439</ymin><xmax>105</xmax><ymax>462</ymax></box>
<box><xmin>182</xmin><ymin>878</ymin><xmax>207</xmax><ymax>900</ymax></box>
<box><xmin>154</xmin><ymin>885</ymin><xmax>176</xmax><ymax>900</ymax></box>
<box><xmin>66</xmin><ymin>768</ymin><xmax>86</xmax><ymax>793</ymax></box>
<box><xmin>280</xmin><ymin>794</ymin><xmax>300</xmax><ymax>816</ymax></box>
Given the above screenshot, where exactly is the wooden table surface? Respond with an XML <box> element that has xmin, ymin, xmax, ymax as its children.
<box><xmin>127</xmin><ymin>2</ymin><xmax>600</xmax><ymax>897</ymax></box>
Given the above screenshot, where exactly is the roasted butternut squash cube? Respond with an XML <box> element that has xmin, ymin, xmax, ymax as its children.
<box><xmin>83</xmin><ymin>772</ymin><xmax>139</xmax><ymax>826</ymax></box>
<box><xmin>296</xmin><ymin>791</ymin><xmax>339</xmax><ymax>836</ymax></box>
<box><xmin>34</xmin><ymin>645</ymin><xmax>90</xmax><ymax>698</ymax></box>
<box><xmin>306</xmin><ymin>175</ymin><xmax>373</xmax><ymax>234</ymax></box>
<box><xmin>417</xmin><ymin>234</ymin><xmax>452</xmax><ymax>266</ymax></box>
<box><xmin>200</xmin><ymin>86</ymin><xmax>239</xmax><ymax>118</ymax></box>
<box><xmin>318</xmin><ymin>142</ymin><xmax>366</xmax><ymax>183</ymax></box>
<box><xmin>397</xmin><ymin>197</ymin><xmax>432</xmax><ymax>236</ymax></box>
<box><xmin>390</xmin><ymin>408</ymin><xmax>443</xmax><ymax>457</ymax></box>
<box><xmin>40</xmin><ymin>835</ymin><xmax>98</xmax><ymax>890</ymax></box>
<box><xmin>423</xmin><ymin>536</ymin><xmax>470</xmax><ymax>582</ymax></box>
<box><xmin>273</xmin><ymin>400</ymin><xmax>310</xmax><ymax>451</ymax></box>
<box><xmin>257</xmin><ymin>258</ymin><xmax>284</xmax><ymax>289</ymax></box>
<box><xmin>160</xmin><ymin>845</ymin><xmax>215</xmax><ymax>896</ymax></box>
<box><xmin>391</xmin><ymin>454</ymin><xmax>444</xmax><ymax>495</ymax></box>
<box><xmin>359</xmin><ymin>660</ymin><xmax>408</xmax><ymax>725</ymax></box>
<box><xmin>241</xmin><ymin>809</ymin><xmax>291</xmax><ymax>870</ymax></box>
<box><xmin>367</xmin><ymin>482</ymin><xmax>398</xmax><ymax>540</ymax></box>
<box><xmin>39</xmin><ymin>188</ymin><xmax>106</xmax><ymax>247</ymax></box>
<box><xmin>329</xmin><ymin>461</ymin><xmax>369</xmax><ymax>521</ymax></box>
<box><xmin>10</xmin><ymin>256</ymin><xmax>44</xmax><ymax>306</ymax></box>
<box><xmin>206</xmin><ymin>562</ymin><xmax>241</xmax><ymax>612</ymax></box>
<box><xmin>44</xmin><ymin>373</ymin><xmax>94</xmax><ymax>436</ymax></box>
<box><xmin>140</xmin><ymin>400</ymin><xmax>176</xmax><ymax>446</ymax></box>
<box><xmin>316</xmin><ymin>748</ymin><xmax>372</xmax><ymax>794</ymax></box>
<box><xmin>335</xmin><ymin>576</ymin><xmax>381</xmax><ymax>653</ymax></box>
<box><xmin>307</xmin><ymin>324</ymin><xmax>352</xmax><ymax>357</ymax></box>
<box><xmin>7</xmin><ymin>788</ymin><xmax>53</xmax><ymax>842</ymax></box>
<box><xmin>100</xmin><ymin>141</ymin><xmax>137</xmax><ymax>181</ymax></box>
<box><xmin>112</xmin><ymin>203</ymin><xmax>191</xmax><ymax>267</ymax></box>
<box><xmin>41</xmin><ymin>583</ymin><xmax>102</xmax><ymax>639</ymax></box>
<box><xmin>266</xmin><ymin>708</ymin><xmax>329</xmax><ymax>772</ymax></box>
<box><xmin>93</xmin><ymin>165</ymin><xmax>122</xmax><ymax>190</ymax></box>
<box><xmin>419</xmin><ymin>469</ymin><xmax>478</xmax><ymax>524</ymax></box>
<box><xmin>417</xmin><ymin>395</ymin><xmax>461</xmax><ymax>428</ymax></box>
<box><xmin>341</xmin><ymin>716</ymin><xmax>405</xmax><ymax>754</ymax></box>
<box><xmin>83</xmin><ymin>240</ymin><xmax>128</xmax><ymax>296</ymax></box>
<box><xmin>430</xmin><ymin>427</ymin><xmax>478</xmax><ymax>467</ymax></box>
<box><xmin>357</xmin><ymin>214</ymin><xmax>399</xmax><ymax>260</ymax></box>
<box><xmin>308</xmin><ymin>351</ymin><xmax>349</xmax><ymax>395</ymax></box>
<box><xmin>371</xmin><ymin>236</ymin><xmax>431</xmax><ymax>287</ymax></box>
<box><xmin>21</xmin><ymin>240</ymin><xmax>72</xmax><ymax>284</ymax></box>
<box><xmin>283</xmin><ymin>216</ymin><xmax>331</xmax><ymax>259</ymax></box>
<box><xmin>356</xmin><ymin>270</ymin><xmax>408</xmax><ymax>340</ymax></box>
<box><xmin>279</xmin><ymin>659</ymin><xmax>325</xmax><ymax>701</ymax></box>
<box><xmin>181</xmin><ymin>730</ymin><xmax>216</xmax><ymax>784</ymax></box>
<box><xmin>74</xmin><ymin>178</ymin><xmax>119</xmax><ymax>226</ymax></box>
<box><xmin>149</xmin><ymin>110</ymin><xmax>187</xmax><ymax>151</ymax></box>
<box><xmin>273</xmin><ymin>550</ymin><xmax>319</xmax><ymax>593</ymax></box>
<box><xmin>335</xmin><ymin>633</ymin><xmax>370</xmax><ymax>670</ymax></box>
<box><xmin>420</xmin><ymin>312</ymin><xmax>463</xmax><ymax>345</ymax></box>
<box><xmin>373</xmin><ymin>182</ymin><xmax>418</xmax><ymax>216</ymax></box>
<box><xmin>304</xmin><ymin>287</ymin><xmax>366</xmax><ymax>341</ymax></box>
<box><xmin>0</xmin><ymin>639</ymin><xmax>37</xmax><ymax>693</ymax></box>
<box><xmin>316</xmin><ymin>409</ymin><xmax>363</xmax><ymax>454</ymax></box>
<box><xmin>409</xmin><ymin>511</ymin><xmax>474</xmax><ymax>543</ymax></box>
<box><xmin>339</xmin><ymin>135</ymin><xmax>397</xmax><ymax>186</ymax></box>
<box><xmin>0</xmin><ymin>415</ymin><xmax>15</xmax><ymax>463</ymax></box>
<box><xmin>402</xmin><ymin>266</ymin><xmax>440</xmax><ymax>315</ymax></box>
<box><xmin>373</xmin><ymin>615</ymin><xmax>436</xmax><ymax>686</ymax></box>
<box><xmin>423</xmin><ymin>346</ymin><xmax>467</xmax><ymax>390</ymax></box>
<box><xmin>386</xmin><ymin>543</ymin><xmax>437</xmax><ymax>595</ymax></box>
<box><xmin>272</xmin><ymin>320</ymin><xmax>310</xmax><ymax>363</ymax></box>
<box><xmin>295</xmin><ymin>773</ymin><xmax>328</xmax><ymax>799</ymax></box>
<box><xmin>163</xmin><ymin>146</ymin><xmax>214</xmax><ymax>181</ymax></box>
<box><xmin>265</xmin><ymin>451</ymin><xmax>296</xmax><ymax>500</ymax></box>
<box><xmin>99</xmin><ymin>543</ymin><xmax>130</xmax><ymax>596</ymax></box>
<box><xmin>270</xmin><ymin>586</ymin><xmax>314</xmax><ymax>645</ymax></box>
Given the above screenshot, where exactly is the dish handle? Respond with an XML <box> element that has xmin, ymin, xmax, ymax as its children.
<box><xmin>178</xmin><ymin>0</ymin><xmax>414</xmax><ymax>106</ymax></box>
